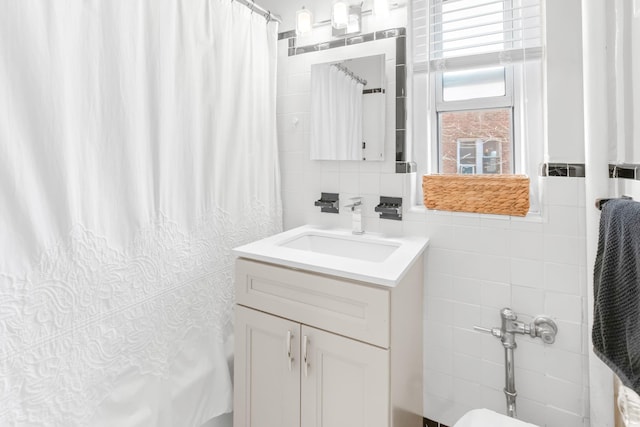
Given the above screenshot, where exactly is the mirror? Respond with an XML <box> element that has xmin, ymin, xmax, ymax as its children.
<box><xmin>310</xmin><ymin>54</ymin><xmax>386</xmax><ymax>161</ymax></box>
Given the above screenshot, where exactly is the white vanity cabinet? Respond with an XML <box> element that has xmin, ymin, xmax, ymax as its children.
<box><xmin>233</xmin><ymin>256</ymin><xmax>424</xmax><ymax>427</ymax></box>
<box><xmin>234</xmin><ymin>305</ymin><xmax>389</xmax><ymax>427</ymax></box>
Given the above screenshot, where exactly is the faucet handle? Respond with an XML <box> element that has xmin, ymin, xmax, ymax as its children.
<box><xmin>375</xmin><ymin>196</ymin><xmax>402</xmax><ymax>221</ymax></box>
<box><xmin>315</xmin><ymin>192</ymin><xmax>339</xmax><ymax>214</ymax></box>
<box><xmin>344</xmin><ymin>197</ymin><xmax>363</xmax><ymax>209</ymax></box>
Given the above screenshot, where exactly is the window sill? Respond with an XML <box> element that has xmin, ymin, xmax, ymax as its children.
<box><xmin>406</xmin><ymin>204</ymin><xmax>543</xmax><ymax>223</ymax></box>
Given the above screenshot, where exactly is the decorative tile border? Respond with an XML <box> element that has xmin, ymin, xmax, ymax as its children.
<box><xmin>279</xmin><ymin>27</ymin><xmax>406</xmax><ymax>57</ymax></box>
<box><xmin>540</xmin><ymin>163</ymin><xmax>586</xmax><ymax>177</ymax></box>
<box><xmin>277</xmin><ymin>29</ymin><xmax>296</xmax><ymax>40</ymax></box>
<box><xmin>539</xmin><ymin>162</ymin><xmax>640</xmax><ymax>179</ymax></box>
<box><xmin>609</xmin><ymin>163</ymin><xmax>640</xmax><ymax>179</ymax></box>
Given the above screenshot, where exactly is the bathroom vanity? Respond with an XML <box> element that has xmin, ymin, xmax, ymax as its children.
<box><xmin>232</xmin><ymin>226</ymin><xmax>428</xmax><ymax>427</ymax></box>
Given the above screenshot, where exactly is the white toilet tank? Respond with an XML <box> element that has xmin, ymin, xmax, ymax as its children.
<box><xmin>454</xmin><ymin>409</ymin><xmax>539</xmax><ymax>427</ymax></box>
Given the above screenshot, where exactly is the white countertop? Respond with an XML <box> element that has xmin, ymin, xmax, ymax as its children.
<box><xmin>232</xmin><ymin>225</ymin><xmax>429</xmax><ymax>287</ymax></box>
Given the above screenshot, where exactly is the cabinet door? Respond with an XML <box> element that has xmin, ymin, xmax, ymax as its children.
<box><xmin>300</xmin><ymin>325</ymin><xmax>389</xmax><ymax>427</ymax></box>
<box><xmin>234</xmin><ymin>306</ymin><xmax>300</xmax><ymax>427</ymax></box>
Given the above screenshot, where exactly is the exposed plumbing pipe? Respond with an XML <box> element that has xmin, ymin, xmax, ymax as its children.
<box><xmin>475</xmin><ymin>308</ymin><xmax>558</xmax><ymax>417</ymax></box>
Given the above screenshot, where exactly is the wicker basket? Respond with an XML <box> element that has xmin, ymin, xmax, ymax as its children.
<box><xmin>618</xmin><ymin>383</ymin><xmax>640</xmax><ymax>426</ymax></box>
<box><xmin>422</xmin><ymin>174</ymin><xmax>530</xmax><ymax>216</ymax></box>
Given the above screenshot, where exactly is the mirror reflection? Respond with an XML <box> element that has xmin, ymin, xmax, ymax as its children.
<box><xmin>310</xmin><ymin>54</ymin><xmax>386</xmax><ymax>161</ymax></box>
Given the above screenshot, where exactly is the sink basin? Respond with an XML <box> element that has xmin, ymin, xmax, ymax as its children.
<box><xmin>232</xmin><ymin>225</ymin><xmax>429</xmax><ymax>287</ymax></box>
<box><xmin>279</xmin><ymin>233</ymin><xmax>400</xmax><ymax>262</ymax></box>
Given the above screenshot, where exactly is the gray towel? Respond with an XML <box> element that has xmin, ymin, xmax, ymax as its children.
<box><xmin>593</xmin><ymin>199</ymin><xmax>640</xmax><ymax>395</ymax></box>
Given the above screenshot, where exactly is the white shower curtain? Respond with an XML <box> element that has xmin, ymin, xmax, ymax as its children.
<box><xmin>0</xmin><ymin>1</ymin><xmax>281</xmax><ymax>426</ymax></box>
<box><xmin>310</xmin><ymin>64</ymin><xmax>364</xmax><ymax>160</ymax></box>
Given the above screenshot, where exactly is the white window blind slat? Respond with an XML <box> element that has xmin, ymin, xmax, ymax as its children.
<box><xmin>431</xmin><ymin>32</ymin><xmax>542</xmax><ymax>59</ymax></box>
<box><xmin>431</xmin><ymin>0</ymin><xmax>512</xmax><ymax>17</ymax></box>
<box><xmin>429</xmin><ymin>0</ymin><xmax>501</xmax><ymax>8</ymax></box>
<box><xmin>431</xmin><ymin>6</ymin><xmax>540</xmax><ymax>32</ymax></box>
<box><xmin>430</xmin><ymin>46</ymin><xmax>543</xmax><ymax>72</ymax></box>
<box><xmin>430</xmin><ymin>24</ymin><xmax>542</xmax><ymax>49</ymax></box>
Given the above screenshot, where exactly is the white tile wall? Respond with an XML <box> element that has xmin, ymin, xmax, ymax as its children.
<box><xmin>274</xmin><ymin>7</ymin><xmax>589</xmax><ymax>427</ymax></box>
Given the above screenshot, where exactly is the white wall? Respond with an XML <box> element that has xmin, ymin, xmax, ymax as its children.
<box><xmin>546</xmin><ymin>0</ymin><xmax>586</xmax><ymax>162</ymax></box>
<box><xmin>633</xmin><ymin>5</ymin><xmax>640</xmax><ymax>162</ymax></box>
<box><xmin>269</xmin><ymin>0</ymin><xmax>591</xmax><ymax>425</ymax></box>
<box><xmin>610</xmin><ymin>0</ymin><xmax>640</xmax><ymax>164</ymax></box>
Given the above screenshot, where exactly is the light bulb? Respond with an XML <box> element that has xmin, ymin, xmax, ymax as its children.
<box><xmin>296</xmin><ymin>7</ymin><xmax>313</xmax><ymax>36</ymax></box>
<box><xmin>332</xmin><ymin>2</ymin><xmax>349</xmax><ymax>29</ymax></box>
<box><xmin>373</xmin><ymin>0</ymin><xmax>390</xmax><ymax>18</ymax></box>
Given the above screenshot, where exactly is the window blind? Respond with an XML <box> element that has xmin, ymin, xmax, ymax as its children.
<box><xmin>412</xmin><ymin>0</ymin><xmax>543</xmax><ymax>72</ymax></box>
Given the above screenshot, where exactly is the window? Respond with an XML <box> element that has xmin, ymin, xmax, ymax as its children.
<box><xmin>411</xmin><ymin>0</ymin><xmax>545</xmax><ymax>211</ymax></box>
<box><xmin>454</xmin><ymin>137</ymin><xmax>505</xmax><ymax>174</ymax></box>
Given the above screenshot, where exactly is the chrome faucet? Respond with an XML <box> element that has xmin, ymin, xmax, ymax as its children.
<box><xmin>344</xmin><ymin>197</ymin><xmax>364</xmax><ymax>235</ymax></box>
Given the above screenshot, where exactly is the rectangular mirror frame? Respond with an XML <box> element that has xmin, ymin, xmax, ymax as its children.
<box><xmin>279</xmin><ymin>27</ymin><xmax>416</xmax><ymax>173</ymax></box>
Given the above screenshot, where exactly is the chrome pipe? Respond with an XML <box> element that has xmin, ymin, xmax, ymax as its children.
<box><xmin>500</xmin><ymin>308</ymin><xmax>518</xmax><ymax>418</ymax></box>
<box><xmin>504</xmin><ymin>345</ymin><xmax>517</xmax><ymax>417</ymax></box>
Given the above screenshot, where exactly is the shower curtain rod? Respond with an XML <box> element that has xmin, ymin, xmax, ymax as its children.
<box><xmin>333</xmin><ymin>63</ymin><xmax>368</xmax><ymax>86</ymax></box>
<box><xmin>235</xmin><ymin>0</ymin><xmax>282</xmax><ymax>23</ymax></box>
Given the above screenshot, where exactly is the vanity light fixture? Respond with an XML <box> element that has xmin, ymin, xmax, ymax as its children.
<box><xmin>331</xmin><ymin>1</ymin><xmax>349</xmax><ymax>29</ymax></box>
<box><xmin>332</xmin><ymin>2</ymin><xmax>362</xmax><ymax>37</ymax></box>
<box><xmin>373</xmin><ymin>0</ymin><xmax>390</xmax><ymax>17</ymax></box>
<box><xmin>296</xmin><ymin>1</ymin><xmax>395</xmax><ymax>38</ymax></box>
<box><xmin>295</xmin><ymin>6</ymin><xmax>313</xmax><ymax>36</ymax></box>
